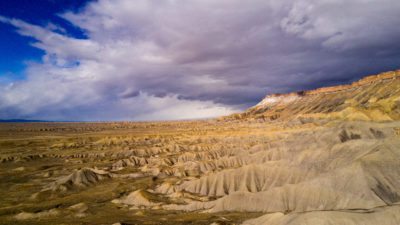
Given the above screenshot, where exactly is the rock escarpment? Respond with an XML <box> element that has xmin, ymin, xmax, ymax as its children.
<box><xmin>227</xmin><ymin>69</ymin><xmax>400</xmax><ymax>121</ymax></box>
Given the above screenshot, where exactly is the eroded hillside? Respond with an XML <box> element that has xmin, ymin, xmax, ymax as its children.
<box><xmin>0</xmin><ymin>70</ymin><xmax>400</xmax><ymax>225</ymax></box>
<box><xmin>227</xmin><ymin>70</ymin><xmax>400</xmax><ymax>122</ymax></box>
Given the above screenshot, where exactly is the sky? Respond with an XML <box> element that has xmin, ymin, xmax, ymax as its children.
<box><xmin>0</xmin><ymin>0</ymin><xmax>400</xmax><ymax>121</ymax></box>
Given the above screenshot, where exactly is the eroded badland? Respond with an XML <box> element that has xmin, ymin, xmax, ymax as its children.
<box><xmin>1</xmin><ymin>70</ymin><xmax>400</xmax><ymax>225</ymax></box>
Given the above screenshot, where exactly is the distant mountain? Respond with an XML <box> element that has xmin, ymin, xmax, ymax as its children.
<box><xmin>0</xmin><ymin>119</ymin><xmax>49</xmax><ymax>123</ymax></box>
<box><xmin>224</xmin><ymin>69</ymin><xmax>400</xmax><ymax>122</ymax></box>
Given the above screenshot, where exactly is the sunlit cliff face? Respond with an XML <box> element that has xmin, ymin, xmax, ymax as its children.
<box><xmin>228</xmin><ymin>70</ymin><xmax>400</xmax><ymax>122</ymax></box>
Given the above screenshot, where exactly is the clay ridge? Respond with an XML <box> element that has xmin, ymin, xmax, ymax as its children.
<box><xmin>264</xmin><ymin>69</ymin><xmax>400</xmax><ymax>99</ymax></box>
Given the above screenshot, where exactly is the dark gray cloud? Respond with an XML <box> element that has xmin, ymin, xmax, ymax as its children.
<box><xmin>1</xmin><ymin>0</ymin><xmax>400</xmax><ymax>121</ymax></box>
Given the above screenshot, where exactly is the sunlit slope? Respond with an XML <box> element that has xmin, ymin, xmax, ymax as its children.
<box><xmin>227</xmin><ymin>70</ymin><xmax>400</xmax><ymax>122</ymax></box>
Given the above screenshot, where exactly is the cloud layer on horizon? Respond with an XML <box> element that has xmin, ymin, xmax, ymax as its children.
<box><xmin>1</xmin><ymin>0</ymin><xmax>400</xmax><ymax>121</ymax></box>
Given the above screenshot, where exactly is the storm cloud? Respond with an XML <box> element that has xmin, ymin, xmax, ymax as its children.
<box><xmin>1</xmin><ymin>0</ymin><xmax>400</xmax><ymax>121</ymax></box>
